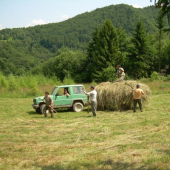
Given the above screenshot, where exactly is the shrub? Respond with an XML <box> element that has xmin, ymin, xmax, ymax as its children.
<box><xmin>91</xmin><ymin>80</ymin><xmax>97</xmax><ymax>86</ymax></box>
<box><xmin>63</xmin><ymin>77</ymin><xmax>75</xmax><ymax>85</ymax></box>
<box><xmin>28</xmin><ymin>86</ymin><xmax>39</xmax><ymax>96</ymax></box>
<box><xmin>102</xmin><ymin>66</ymin><xmax>116</xmax><ymax>82</ymax></box>
<box><xmin>150</xmin><ymin>71</ymin><xmax>160</xmax><ymax>81</ymax></box>
<box><xmin>164</xmin><ymin>75</ymin><xmax>170</xmax><ymax>81</ymax></box>
<box><xmin>8</xmin><ymin>74</ymin><xmax>19</xmax><ymax>91</ymax></box>
<box><xmin>0</xmin><ymin>73</ymin><xmax>9</xmax><ymax>88</ymax></box>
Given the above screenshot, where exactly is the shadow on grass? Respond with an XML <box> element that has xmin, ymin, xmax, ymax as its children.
<box><xmin>28</xmin><ymin>111</ymin><xmax>40</xmax><ymax>115</ymax></box>
<box><xmin>56</xmin><ymin>109</ymin><xmax>72</xmax><ymax>113</ymax></box>
<box><xmin>37</xmin><ymin>159</ymin><xmax>160</xmax><ymax>170</ymax></box>
<box><xmin>27</xmin><ymin>109</ymin><xmax>71</xmax><ymax>115</ymax></box>
<box><xmin>157</xmin><ymin>149</ymin><xmax>170</xmax><ymax>156</ymax></box>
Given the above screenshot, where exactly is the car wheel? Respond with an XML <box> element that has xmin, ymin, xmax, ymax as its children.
<box><xmin>73</xmin><ymin>102</ymin><xmax>83</xmax><ymax>112</ymax></box>
<box><xmin>36</xmin><ymin>108</ymin><xmax>40</xmax><ymax>113</ymax></box>
<box><xmin>40</xmin><ymin>104</ymin><xmax>46</xmax><ymax>114</ymax></box>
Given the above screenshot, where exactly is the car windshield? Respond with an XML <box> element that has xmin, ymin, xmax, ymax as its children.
<box><xmin>51</xmin><ymin>87</ymin><xmax>58</xmax><ymax>95</ymax></box>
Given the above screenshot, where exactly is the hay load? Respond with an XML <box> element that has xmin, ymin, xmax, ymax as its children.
<box><xmin>95</xmin><ymin>81</ymin><xmax>151</xmax><ymax>111</ymax></box>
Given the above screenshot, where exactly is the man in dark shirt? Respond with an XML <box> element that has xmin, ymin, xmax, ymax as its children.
<box><xmin>39</xmin><ymin>91</ymin><xmax>54</xmax><ymax>118</ymax></box>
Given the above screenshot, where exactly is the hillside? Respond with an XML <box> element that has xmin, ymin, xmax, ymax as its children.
<box><xmin>0</xmin><ymin>4</ymin><xmax>159</xmax><ymax>75</ymax></box>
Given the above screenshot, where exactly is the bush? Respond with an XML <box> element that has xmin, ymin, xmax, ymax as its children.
<box><xmin>63</xmin><ymin>77</ymin><xmax>75</xmax><ymax>85</ymax></box>
<box><xmin>0</xmin><ymin>73</ymin><xmax>9</xmax><ymax>88</ymax></box>
<box><xmin>0</xmin><ymin>73</ymin><xmax>64</xmax><ymax>97</ymax></box>
<box><xmin>150</xmin><ymin>71</ymin><xmax>160</xmax><ymax>81</ymax></box>
<box><xmin>164</xmin><ymin>75</ymin><xmax>170</xmax><ymax>81</ymax></box>
<box><xmin>102</xmin><ymin>66</ymin><xmax>116</xmax><ymax>82</ymax></box>
<box><xmin>28</xmin><ymin>86</ymin><xmax>39</xmax><ymax>96</ymax></box>
<box><xmin>8</xmin><ymin>74</ymin><xmax>19</xmax><ymax>91</ymax></box>
<box><xmin>91</xmin><ymin>80</ymin><xmax>97</xmax><ymax>86</ymax></box>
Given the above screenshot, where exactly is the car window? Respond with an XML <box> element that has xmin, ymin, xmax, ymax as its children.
<box><xmin>51</xmin><ymin>87</ymin><xmax>58</xmax><ymax>95</ymax></box>
<box><xmin>73</xmin><ymin>86</ymin><xmax>84</xmax><ymax>94</ymax></box>
<box><xmin>57</xmin><ymin>87</ymin><xmax>69</xmax><ymax>96</ymax></box>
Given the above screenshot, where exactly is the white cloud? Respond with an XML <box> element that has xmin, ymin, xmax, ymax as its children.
<box><xmin>0</xmin><ymin>24</ymin><xmax>3</xmax><ymax>30</ymax></box>
<box><xmin>25</xmin><ymin>19</ymin><xmax>47</xmax><ymax>27</ymax></box>
<box><xmin>133</xmin><ymin>4</ymin><xmax>142</xmax><ymax>8</ymax></box>
<box><xmin>25</xmin><ymin>23</ymin><xmax>32</xmax><ymax>27</ymax></box>
<box><xmin>60</xmin><ymin>15</ymin><xmax>70</xmax><ymax>20</ymax></box>
<box><xmin>32</xmin><ymin>19</ymin><xmax>46</xmax><ymax>25</ymax></box>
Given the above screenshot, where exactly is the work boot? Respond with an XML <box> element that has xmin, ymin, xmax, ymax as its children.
<box><xmin>51</xmin><ymin>112</ymin><xmax>54</xmax><ymax>118</ymax></box>
<box><xmin>44</xmin><ymin>110</ymin><xmax>48</xmax><ymax>117</ymax></box>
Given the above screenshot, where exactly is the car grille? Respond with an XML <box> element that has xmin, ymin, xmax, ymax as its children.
<box><xmin>33</xmin><ymin>99</ymin><xmax>36</xmax><ymax>104</ymax></box>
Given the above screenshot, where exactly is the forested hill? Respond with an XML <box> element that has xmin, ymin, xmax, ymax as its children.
<box><xmin>0</xmin><ymin>4</ymin><xmax>159</xmax><ymax>75</ymax></box>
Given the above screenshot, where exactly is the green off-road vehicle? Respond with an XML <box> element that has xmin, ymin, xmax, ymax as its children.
<box><xmin>32</xmin><ymin>84</ymin><xmax>88</xmax><ymax>114</ymax></box>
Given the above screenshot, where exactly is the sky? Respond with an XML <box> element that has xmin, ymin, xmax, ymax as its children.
<box><xmin>0</xmin><ymin>0</ymin><xmax>155</xmax><ymax>30</ymax></box>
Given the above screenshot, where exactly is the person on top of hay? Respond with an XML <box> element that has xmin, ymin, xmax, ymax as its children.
<box><xmin>39</xmin><ymin>91</ymin><xmax>54</xmax><ymax>118</ymax></box>
<box><xmin>82</xmin><ymin>85</ymin><xmax>97</xmax><ymax>117</ymax></box>
<box><xmin>116</xmin><ymin>65</ymin><xmax>125</xmax><ymax>81</ymax></box>
<box><xmin>133</xmin><ymin>84</ymin><xmax>144</xmax><ymax>113</ymax></box>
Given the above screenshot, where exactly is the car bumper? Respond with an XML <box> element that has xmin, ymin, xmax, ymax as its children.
<box><xmin>32</xmin><ymin>104</ymin><xmax>39</xmax><ymax>110</ymax></box>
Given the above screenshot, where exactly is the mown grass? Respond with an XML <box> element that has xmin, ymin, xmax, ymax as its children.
<box><xmin>0</xmin><ymin>80</ymin><xmax>170</xmax><ymax>170</ymax></box>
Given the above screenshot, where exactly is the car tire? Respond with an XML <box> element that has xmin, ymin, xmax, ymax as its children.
<box><xmin>73</xmin><ymin>102</ymin><xmax>83</xmax><ymax>112</ymax></box>
<box><xmin>40</xmin><ymin>104</ymin><xmax>46</xmax><ymax>114</ymax></box>
<box><xmin>36</xmin><ymin>108</ymin><xmax>40</xmax><ymax>113</ymax></box>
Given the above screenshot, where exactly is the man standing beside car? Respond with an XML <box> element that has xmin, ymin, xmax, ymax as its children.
<box><xmin>82</xmin><ymin>86</ymin><xmax>97</xmax><ymax>117</ymax></box>
<box><xmin>39</xmin><ymin>91</ymin><xmax>54</xmax><ymax>118</ymax></box>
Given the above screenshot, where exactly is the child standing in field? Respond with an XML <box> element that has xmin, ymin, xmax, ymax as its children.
<box><xmin>133</xmin><ymin>84</ymin><xmax>144</xmax><ymax>113</ymax></box>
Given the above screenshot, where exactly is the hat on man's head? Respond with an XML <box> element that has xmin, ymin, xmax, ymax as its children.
<box><xmin>90</xmin><ymin>85</ymin><xmax>95</xmax><ymax>89</ymax></box>
<box><xmin>45</xmin><ymin>91</ymin><xmax>49</xmax><ymax>94</ymax></box>
<box><xmin>136</xmin><ymin>84</ymin><xmax>140</xmax><ymax>88</ymax></box>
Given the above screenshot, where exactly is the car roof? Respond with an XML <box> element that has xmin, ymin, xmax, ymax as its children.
<box><xmin>55</xmin><ymin>84</ymin><xmax>84</xmax><ymax>88</ymax></box>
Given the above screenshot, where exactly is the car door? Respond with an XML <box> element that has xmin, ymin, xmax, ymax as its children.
<box><xmin>53</xmin><ymin>87</ymin><xmax>72</xmax><ymax>106</ymax></box>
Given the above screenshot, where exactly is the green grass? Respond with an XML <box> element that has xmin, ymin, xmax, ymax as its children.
<box><xmin>0</xmin><ymin>88</ymin><xmax>170</xmax><ymax>170</ymax></box>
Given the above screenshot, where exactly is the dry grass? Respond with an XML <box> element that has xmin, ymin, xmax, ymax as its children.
<box><xmin>95</xmin><ymin>81</ymin><xmax>151</xmax><ymax>111</ymax></box>
<box><xmin>0</xmin><ymin>81</ymin><xmax>170</xmax><ymax>170</ymax></box>
<box><xmin>0</xmin><ymin>90</ymin><xmax>170</xmax><ymax>170</ymax></box>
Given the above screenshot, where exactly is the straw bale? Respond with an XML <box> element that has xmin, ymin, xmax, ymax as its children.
<box><xmin>95</xmin><ymin>81</ymin><xmax>151</xmax><ymax>111</ymax></box>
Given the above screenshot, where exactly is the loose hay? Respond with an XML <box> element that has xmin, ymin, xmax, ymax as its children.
<box><xmin>95</xmin><ymin>81</ymin><xmax>151</xmax><ymax>111</ymax></box>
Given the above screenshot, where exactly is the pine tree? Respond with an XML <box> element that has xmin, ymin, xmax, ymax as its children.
<box><xmin>87</xmin><ymin>19</ymin><xmax>119</xmax><ymax>82</ymax></box>
<box><xmin>116</xmin><ymin>27</ymin><xmax>128</xmax><ymax>66</ymax></box>
<box><xmin>127</xmin><ymin>21</ymin><xmax>153</xmax><ymax>79</ymax></box>
<box><xmin>156</xmin><ymin>11</ymin><xmax>165</xmax><ymax>72</ymax></box>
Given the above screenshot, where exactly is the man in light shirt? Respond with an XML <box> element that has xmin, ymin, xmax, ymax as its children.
<box><xmin>82</xmin><ymin>85</ymin><xmax>97</xmax><ymax>117</ymax></box>
<box><xmin>133</xmin><ymin>84</ymin><xmax>144</xmax><ymax>113</ymax></box>
<box><xmin>116</xmin><ymin>64</ymin><xmax>125</xmax><ymax>81</ymax></box>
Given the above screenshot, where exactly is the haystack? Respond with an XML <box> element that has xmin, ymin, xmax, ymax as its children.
<box><xmin>95</xmin><ymin>81</ymin><xmax>151</xmax><ymax>111</ymax></box>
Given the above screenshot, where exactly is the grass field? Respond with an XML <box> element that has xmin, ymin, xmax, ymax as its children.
<box><xmin>0</xmin><ymin>81</ymin><xmax>170</xmax><ymax>170</ymax></box>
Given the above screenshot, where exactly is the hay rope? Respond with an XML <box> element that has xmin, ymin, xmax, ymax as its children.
<box><xmin>95</xmin><ymin>81</ymin><xmax>151</xmax><ymax>111</ymax></box>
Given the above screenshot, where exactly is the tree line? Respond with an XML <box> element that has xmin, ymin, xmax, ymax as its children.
<box><xmin>0</xmin><ymin>5</ymin><xmax>160</xmax><ymax>76</ymax></box>
<box><xmin>0</xmin><ymin>3</ymin><xmax>170</xmax><ymax>82</ymax></box>
<box><xmin>29</xmin><ymin>19</ymin><xmax>170</xmax><ymax>83</ymax></box>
